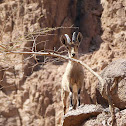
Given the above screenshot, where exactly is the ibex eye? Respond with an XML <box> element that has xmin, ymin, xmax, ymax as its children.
<box><xmin>66</xmin><ymin>47</ymin><xmax>69</xmax><ymax>49</ymax></box>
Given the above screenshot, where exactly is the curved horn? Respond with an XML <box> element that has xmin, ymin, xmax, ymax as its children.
<box><xmin>64</xmin><ymin>34</ymin><xmax>71</xmax><ymax>43</ymax></box>
<box><xmin>72</xmin><ymin>32</ymin><xmax>78</xmax><ymax>42</ymax></box>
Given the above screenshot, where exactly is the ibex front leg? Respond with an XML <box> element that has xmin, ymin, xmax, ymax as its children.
<box><xmin>73</xmin><ymin>92</ymin><xmax>77</xmax><ymax>109</ymax></box>
<box><xmin>62</xmin><ymin>90</ymin><xmax>69</xmax><ymax>115</ymax></box>
<box><xmin>69</xmin><ymin>87</ymin><xmax>73</xmax><ymax>111</ymax></box>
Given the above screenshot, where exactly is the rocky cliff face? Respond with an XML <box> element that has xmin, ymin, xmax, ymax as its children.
<box><xmin>0</xmin><ymin>0</ymin><xmax>126</xmax><ymax>126</ymax></box>
<box><xmin>0</xmin><ymin>0</ymin><xmax>103</xmax><ymax>51</ymax></box>
<box><xmin>0</xmin><ymin>0</ymin><xmax>103</xmax><ymax>79</ymax></box>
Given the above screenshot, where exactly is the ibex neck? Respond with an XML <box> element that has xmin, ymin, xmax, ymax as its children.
<box><xmin>69</xmin><ymin>57</ymin><xmax>79</xmax><ymax>64</ymax></box>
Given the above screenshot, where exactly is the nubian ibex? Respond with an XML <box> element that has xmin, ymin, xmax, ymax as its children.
<box><xmin>60</xmin><ymin>32</ymin><xmax>84</xmax><ymax>115</ymax></box>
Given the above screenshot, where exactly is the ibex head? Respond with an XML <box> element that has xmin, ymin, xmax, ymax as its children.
<box><xmin>60</xmin><ymin>32</ymin><xmax>83</xmax><ymax>59</ymax></box>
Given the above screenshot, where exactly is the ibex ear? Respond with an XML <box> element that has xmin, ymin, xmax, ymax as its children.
<box><xmin>77</xmin><ymin>32</ymin><xmax>83</xmax><ymax>43</ymax></box>
<box><xmin>60</xmin><ymin>34</ymin><xmax>71</xmax><ymax>45</ymax></box>
<box><xmin>60</xmin><ymin>35</ymin><xmax>67</xmax><ymax>45</ymax></box>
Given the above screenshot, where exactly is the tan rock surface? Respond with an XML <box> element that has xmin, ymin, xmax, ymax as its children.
<box><xmin>62</xmin><ymin>104</ymin><xmax>104</xmax><ymax>126</ymax></box>
<box><xmin>0</xmin><ymin>0</ymin><xmax>126</xmax><ymax>126</ymax></box>
<box><xmin>83</xmin><ymin>109</ymin><xmax>126</xmax><ymax>126</ymax></box>
<box><xmin>0</xmin><ymin>91</ymin><xmax>21</xmax><ymax>126</ymax></box>
<box><xmin>97</xmin><ymin>59</ymin><xmax>126</xmax><ymax>109</ymax></box>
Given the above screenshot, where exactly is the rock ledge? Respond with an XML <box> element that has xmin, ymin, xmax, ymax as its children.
<box><xmin>62</xmin><ymin>104</ymin><xmax>103</xmax><ymax>126</ymax></box>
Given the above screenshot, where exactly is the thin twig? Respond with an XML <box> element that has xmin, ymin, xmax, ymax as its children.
<box><xmin>4</xmin><ymin>51</ymin><xmax>105</xmax><ymax>88</ymax></box>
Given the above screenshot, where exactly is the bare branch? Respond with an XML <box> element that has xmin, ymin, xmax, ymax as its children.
<box><xmin>4</xmin><ymin>50</ymin><xmax>105</xmax><ymax>88</ymax></box>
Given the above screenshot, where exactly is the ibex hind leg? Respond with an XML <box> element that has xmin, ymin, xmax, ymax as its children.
<box><xmin>62</xmin><ymin>90</ymin><xmax>69</xmax><ymax>115</ymax></box>
<box><xmin>77</xmin><ymin>88</ymin><xmax>81</xmax><ymax>107</ymax></box>
<box><xmin>69</xmin><ymin>91</ymin><xmax>73</xmax><ymax>111</ymax></box>
<box><xmin>69</xmin><ymin>86</ymin><xmax>74</xmax><ymax>111</ymax></box>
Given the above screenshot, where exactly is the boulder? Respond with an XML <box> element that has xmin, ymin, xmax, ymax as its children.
<box><xmin>97</xmin><ymin>59</ymin><xmax>126</xmax><ymax>109</ymax></box>
<box><xmin>62</xmin><ymin>104</ymin><xmax>103</xmax><ymax>126</ymax></box>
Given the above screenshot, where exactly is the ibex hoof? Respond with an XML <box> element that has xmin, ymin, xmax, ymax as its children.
<box><xmin>69</xmin><ymin>106</ymin><xmax>73</xmax><ymax>111</ymax></box>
